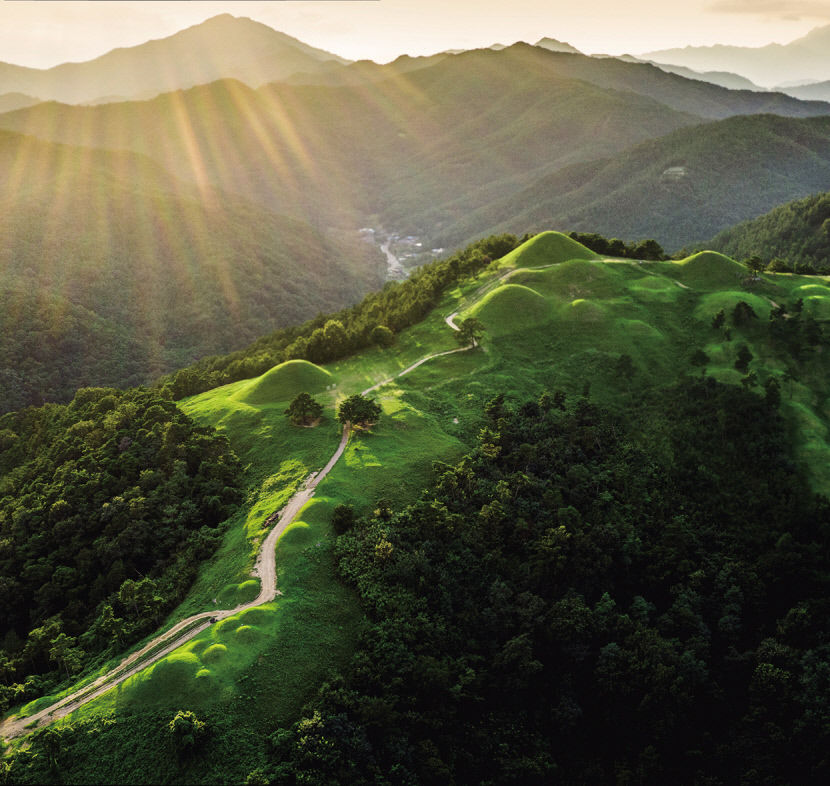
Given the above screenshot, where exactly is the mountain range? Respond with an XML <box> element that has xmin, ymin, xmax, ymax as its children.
<box><xmin>0</xmin><ymin>14</ymin><xmax>348</xmax><ymax>104</ymax></box>
<box><xmin>3</xmin><ymin>13</ymin><xmax>830</xmax><ymax>408</ymax></box>
<box><xmin>645</xmin><ymin>23</ymin><xmax>830</xmax><ymax>87</ymax></box>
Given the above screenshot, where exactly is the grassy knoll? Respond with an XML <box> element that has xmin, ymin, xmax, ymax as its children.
<box><xmin>13</xmin><ymin>232</ymin><xmax>830</xmax><ymax>784</ymax></box>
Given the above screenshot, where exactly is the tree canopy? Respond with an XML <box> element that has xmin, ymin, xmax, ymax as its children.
<box><xmin>284</xmin><ymin>392</ymin><xmax>323</xmax><ymax>426</ymax></box>
<box><xmin>337</xmin><ymin>394</ymin><xmax>381</xmax><ymax>426</ymax></box>
<box><xmin>455</xmin><ymin>317</ymin><xmax>486</xmax><ymax>347</ymax></box>
<box><xmin>0</xmin><ymin>387</ymin><xmax>241</xmax><ymax>712</ymax></box>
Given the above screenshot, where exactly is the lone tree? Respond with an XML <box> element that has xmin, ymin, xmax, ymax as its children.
<box><xmin>285</xmin><ymin>392</ymin><xmax>323</xmax><ymax>426</ymax></box>
<box><xmin>337</xmin><ymin>393</ymin><xmax>381</xmax><ymax>427</ymax></box>
<box><xmin>744</xmin><ymin>255</ymin><xmax>767</xmax><ymax>279</ymax></box>
<box><xmin>455</xmin><ymin>317</ymin><xmax>486</xmax><ymax>347</ymax></box>
<box><xmin>735</xmin><ymin>343</ymin><xmax>753</xmax><ymax>373</ymax></box>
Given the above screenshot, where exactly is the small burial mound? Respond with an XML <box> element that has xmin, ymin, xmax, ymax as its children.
<box><xmin>468</xmin><ymin>284</ymin><xmax>552</xmax><ymax>336</ymax></box>
<box><xmin>674</xmin><ymin>251</ymin><xmax>746</xmax><ymax>290</ymax></box>
<box><xmin>499</xmin><ymin>231</ymin><xmax>600</xmax><ymax>269</ymax></box>
<box><xmin>235</xmin><ymin>360</ymin><xmax>333</xmax><ymax>406</ymax></box>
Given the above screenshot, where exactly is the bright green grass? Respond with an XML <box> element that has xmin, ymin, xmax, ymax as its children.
<box><xmin>694</xmin><ymin>291</ymin><xmax>773</xmax><ymax>322</ymax></box>
<box><xmin>234</xmin><ymin>360</ymin><xmax>333</xmax><ymax>405</ymax></box>
<box><xmin>495</xmin><ymin>230</ymin><xmax>600</xmax><ymax>269</ymax></box>
<box><xmin>468</xmin><ymin>284</ymin><xmax>552</xmax><ymax>336</ymax></box>
<box><xmin>672</xmin><ymin>251</ymin><xmax>748</xmax><ymax>290</ymax></box>
<box><xmin>24</xmin><ymin>234</ymin><xmax>830</xmax><ymax>784</ymax></box>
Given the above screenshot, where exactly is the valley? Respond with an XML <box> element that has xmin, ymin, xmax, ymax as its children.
<box><xmin>4</xmin><ymin>9</ymin><xmax>830</xmax><ymax>783</ymax></box>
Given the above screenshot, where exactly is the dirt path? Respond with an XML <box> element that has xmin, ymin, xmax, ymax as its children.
<box><xmin>3</xmin><ymin>314</ymin><xmax>488</xmax><ymax>739</ymax></box>
<box><xmin>3</xmin><ymin>253</ymin><xmax>541</xmax><ymax>740</ymax></box>
<box><xmin>1</xmin><ymin>428</ymin><xmax>351</xmax><ymax>741</ymax></box>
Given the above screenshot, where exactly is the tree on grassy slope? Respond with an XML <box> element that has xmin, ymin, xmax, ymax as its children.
<box><xmin>285</xmin><ymin>392</ymin><xmax>323</xmax><ymax>426</ymax></box>
<box><xmin>337</xmin><ymin>394</ymin><xmax>380</xmax><ymax>427</ymax></box>
<box><xmin>455</xmin><ymin>317</ymin><xmax>486</xmax><ymax>347</ymax></box>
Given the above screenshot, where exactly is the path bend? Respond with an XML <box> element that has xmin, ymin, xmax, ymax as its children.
<box><xmin>2</xmin><ymin>254</ymin><xmax>525</xmax><ymax>740</ymax></box>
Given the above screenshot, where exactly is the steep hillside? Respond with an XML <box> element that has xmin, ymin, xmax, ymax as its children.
<box><xmin>6</xmin><ymin>232</ymin><xmax>830</xmax><ymax>784</ymax></box>
<box><xmin>434</xmin><ymin>114</ymin><xmax>830</xmax><ymax>250</ymax></box>
<box><xmin>707</xmin><ymin>192</ymin><xmax>830</xmax><ymax>269</ymax></box>
<box><xmin>0</xmin><ymin>129</ymin><xmax>384</xmax><ymax>411</ymax></box>
<box><xmin>0</xmin><ymin>14</ymin><xmax>349</xmax><ymax>104</ymax></box>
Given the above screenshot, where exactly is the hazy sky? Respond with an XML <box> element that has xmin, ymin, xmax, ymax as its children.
<box><xmin>1</xmin><ymin>0</ymin><xmax>829</xmax><ymax>69</ymax></box>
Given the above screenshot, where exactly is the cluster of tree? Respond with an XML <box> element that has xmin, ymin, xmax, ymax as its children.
<box><xmin>708</xmin><ymin>192</ymin><xmax>830</xmax><ymax>273</ymax></box>
<box><xmin>568</xmin><ymin>231</ymin><xmax>668</xmax><ymax>260</ymax></box>
<box><xmin>0</xmin><ymin>387</ymin><xmax>241</xmax><ymax>712</ymax></box>
<box><xmin>260</xmin><ymin>380</ymin><xmax>830</xmax><ymax>784</ymax></box>
<box><xmin>709</xmin><ymin>298</ymin><xmax>825</xmax><ymax>386</ymax></box>
<box><xmin>158</xmin><ymin>235</ymin><xmax>520</xmax><ymax>400</ymax></box>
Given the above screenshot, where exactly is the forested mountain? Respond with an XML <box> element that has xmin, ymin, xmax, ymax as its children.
<box><xmin>2</xmin><ymin>42</ymin><xmax>827</xmax><ymax>253</ymax></box>
<box><xmin>434</xmin><ymin>114</ymin><xmax>830</xmax><ymax>250</ymax></box>
<box><xmin>0</xmin><ymin>14</ymin><xmax>349</xmax><ymax>105</ymax></box>
<box><xmin>0</xmin><ymin>46</ymin><xmax>702</xmax><ymax>233</ymax></box>
<box><xmin>707</xmin><ymin>192</ymin><xmax>830</xmax><ymax>270</ymax></box>
<box><xmin>0</xmin><ymin>129</ymin><xmax>384</xmax><ymax>412</ymax></box>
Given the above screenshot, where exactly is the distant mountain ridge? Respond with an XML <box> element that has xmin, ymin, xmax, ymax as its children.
<box><xmin>645</xmin><ymin>24</ymin><xmax>830</xmax><ymax>87</ymax></box>
<box><xmin>0</xmin><ymin>14</ymin><xmax>350</xmax><ymax>104</ymax></box>
<box><xmin>429</xmin><ymin>114</ymin><xmax>830</xmax><ymax>251</ymax></box>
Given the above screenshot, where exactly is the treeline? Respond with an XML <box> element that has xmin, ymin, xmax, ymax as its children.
<box><xmin>158</xmin><ymin>234</ymin><xmax>521</xmax><ymax>400</ymax></box>
<box><xmin>0</xmin><ymin>387</ymin><xmax>241</xmax><ymax>712</ymax></box>
<box><xmin>708</xmin><ymin>192</ymin><xmax>830</xmax><ymax>272</ymax></box>
<box><xmin>262</xmin><ymin>380</ymin><xmax>830</xmax><ymax>784</ymax></box>
<box><xmin>568</xmin><ymin>231</ymin><xmax>668</xmax><ymax>260</ymax></box>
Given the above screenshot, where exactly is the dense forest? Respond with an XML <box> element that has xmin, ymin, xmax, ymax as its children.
<box><xmin>567</xmin><ymin>232</ymin><xmax>668</xmax><ymax>260</ymax></box>
<box><xmin>260</xmin><ymin>380</ymin><xmax>830</xmax><ymax>784</ymax></box>
<box><xmin>707</xmin><ymin>192</ymin><xmax>830</xmax><ymax>272</ymax></box>
<box><xmin>0</xmin><ymin>388</ymin><xmax>241</xmax><ymax>713</ymax></box>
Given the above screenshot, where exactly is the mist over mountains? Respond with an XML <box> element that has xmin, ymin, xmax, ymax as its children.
<box><xmin>645</xmin><ymin>23</ymin><xmax>830</xmax><ymax>88</ymax></box>
<box><xmin>3</xmin><ymin>13</ymin><xmax>830</xmax><ymax>406</ymax></box>
<box><xmin>0</xmin><ymin>14</ymin><xmax>348</xmax><ymax>104</ymax></box>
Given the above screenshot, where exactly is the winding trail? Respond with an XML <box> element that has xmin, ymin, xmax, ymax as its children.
<box><xmin>1</xmin><ymin>427</ymin><xmax>351</xmax><ymax>741</ymax></box>
<box><xmin>2</xmin><ymin>270</ymin><xmax>495</xmax><ymax>739</ymax></box>
<box><xmin>2</xmin><ymin>253</ymin><xmax>620</xmax><ymax>740</ymax></box>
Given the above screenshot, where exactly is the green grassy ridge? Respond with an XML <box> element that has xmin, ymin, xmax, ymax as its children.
<box><xmin>23</xmin><ymin>233</ymin><xmax>830</xmax><ymax>783</ymax></box>
<box><xmin>21</xmin><ymin>235</ymin><xmax>552</xmax><ymax>741</ymax></box>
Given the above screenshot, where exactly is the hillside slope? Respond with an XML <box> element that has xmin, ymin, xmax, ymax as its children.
<box><xmin>6</xmin><ymin>233</ymin><xmax>830</xmax><ymax>784</ymax></box>
<box><xmin>0</xmin><ymin>129</ymin><xmax>384</xmax><ymax>411</ymax></box>
<box><xmin>434</xmin><ymin>114</ymin><xmax>830</xmax><ymax>250</ymax></box>
<box><xmin>706</xmin><ymin>192</ymin><xmax>830</xmax><ymax>269</ymax></box>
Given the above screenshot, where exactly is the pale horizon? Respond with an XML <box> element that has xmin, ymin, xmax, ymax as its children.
<box><xmin>0</xmin><ymin>0</ymin><xmax>827</xmax><ymax>71</ymax></box>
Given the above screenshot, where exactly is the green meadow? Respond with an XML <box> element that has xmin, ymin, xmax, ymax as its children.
<box><xmin>19</xmin><ymin>231</ymin><xmax>830</xmax><ymax>782</ymax></box>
